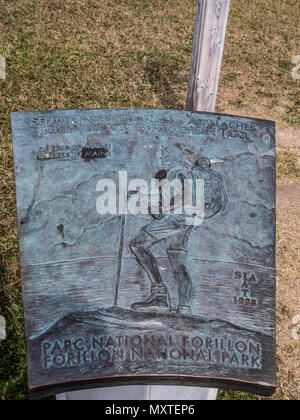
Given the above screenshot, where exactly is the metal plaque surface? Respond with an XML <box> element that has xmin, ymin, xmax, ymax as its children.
<box><xmin>10</xmin><ymin>109</ymin><xmax>276</xmax><ymax>398</ymax></box>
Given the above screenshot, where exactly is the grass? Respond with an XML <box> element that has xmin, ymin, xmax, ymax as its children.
<box><xmin>277</xmin><ymin>150</ymin><xmax>300</xmax><ymax>182</ymax></box>
<box><xmin>218</xmin><ymin>0</ymin><xmax>300</xmax><ymax>123</ymax></box>
<box><xmin>0</xmin><ymin>0</ymin><xmax>300</xmax><ymax>400</ymax></box>
<box><xmin>276</xmin><ymin>209</ymin><xmax>300</xmax><ymax>400</ymax></box>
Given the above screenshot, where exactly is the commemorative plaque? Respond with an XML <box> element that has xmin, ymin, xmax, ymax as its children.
<box><xmin>11</xmin><ymin>109</ymin><xmax>276</xmax><ymax>398</ymax></box>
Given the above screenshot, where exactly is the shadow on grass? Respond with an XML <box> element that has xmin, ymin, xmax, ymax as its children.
<box><xmin>144</xmin><ymin>57</ymin><xmax>184</xmax><ymax>110</ymax></box>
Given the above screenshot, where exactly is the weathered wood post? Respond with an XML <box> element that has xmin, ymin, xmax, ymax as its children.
<box><xmin>186</xmin><ymin>0</ymin><xmax>231</xmax><ymax>401</ymax></box>
<box><xmin>187</xmin><ymin>0</ymin><xmax>231</xmax><ymax>112</ymax></box>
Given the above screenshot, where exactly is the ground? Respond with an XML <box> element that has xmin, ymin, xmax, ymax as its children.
<box><xmin>0</xmin><ymin>0</ymin><xmax>299</xmax><ymax>400</ymax></box>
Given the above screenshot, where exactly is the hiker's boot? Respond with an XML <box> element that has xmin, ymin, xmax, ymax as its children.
<box><xmin>177</xmin><ymin>305</ymin><xmax>192</xmax><ymax>316</ymax></box>
<box><xmin>131</xmin><ymin>285</ymin><xmax>171</xmax><ymax>313</ymax></box>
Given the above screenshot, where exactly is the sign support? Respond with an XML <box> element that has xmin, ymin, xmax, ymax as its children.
<box><xmin>186</xmin><ymin>0</ymin><xmax>230</xmax><ymax>400</ymax></box>
<box><xmin>187</xmin><ymin>0</ymin><xmax>231</xmax><ymax>112</ymax></box>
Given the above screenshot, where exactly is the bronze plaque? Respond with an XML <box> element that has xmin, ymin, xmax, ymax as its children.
<box><xmin>11</xmin><ymin>109</ymin><xmax>276</xmax><ymax>398</ymax></box>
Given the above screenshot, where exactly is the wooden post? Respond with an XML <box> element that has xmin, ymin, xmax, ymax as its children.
<box><xmin>186</xmin><ymin>0</ymin><xmax>230</xmax><ymax>401</ymax></box>
<box><xmin>187</xmin><ymin>0</ymin><xmax>230</xmax><ymax>112</ymax></box>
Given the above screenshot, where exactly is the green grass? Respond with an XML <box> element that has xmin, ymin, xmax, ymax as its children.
<box><xmin>217</xmin><ymin>390</ymin><xmax>259</xmax><ymax>400</ymax></box>
<box><xmin>0</xmin><ymin>0</ymin><xmax>300</xmax><ymax>400</ymax></box>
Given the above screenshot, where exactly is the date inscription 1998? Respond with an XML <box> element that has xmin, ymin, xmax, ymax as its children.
<box><xmin>233</xmin><ymin>271</ymin><xmax>259</xmax><ymax>308</ymax></box>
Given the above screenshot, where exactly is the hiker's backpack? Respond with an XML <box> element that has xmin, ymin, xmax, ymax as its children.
<box><xmin>192</xmin><ymin>157</ymin><xmax>228</xmax><ymax>220</ymax></box>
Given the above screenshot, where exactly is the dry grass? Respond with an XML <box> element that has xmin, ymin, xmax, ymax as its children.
<box><xmin>0</xmin><ymin>0</ymin><xmax>299</xmax><ymax>399</ymax></box>
<box><xmin>218</xmin><ymin>0</ymin><xmax>300</xmax><ymax>125</ymax></box>
<box><xmin>277</xmin><ymin>150</ymin><xmax>300</xmax><ymax>182</ymax></box>
<box><xmin>275</xmin><ymin>209</ymin><xmax>300</xmax><ymax>400</ymax></box>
